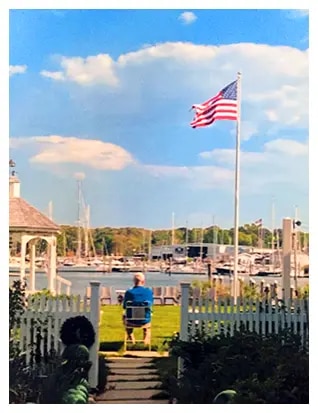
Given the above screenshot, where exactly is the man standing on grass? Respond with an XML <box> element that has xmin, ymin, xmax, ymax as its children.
<box><xmin>123</xmin><ymin>272</ymin><xmax>153</xmax><ymax>345</ymax></box>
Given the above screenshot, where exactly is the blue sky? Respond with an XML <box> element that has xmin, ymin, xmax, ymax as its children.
<box><xmin>9</xmin><ymin>9</ymin><xmax>309</xmax><ymax>230</ymax></box>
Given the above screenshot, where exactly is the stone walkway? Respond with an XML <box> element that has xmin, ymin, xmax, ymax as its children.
<box><xmin>96</xmin><ymin>354</ymin><xmax>170</xmax><ymax>404</ymax></box>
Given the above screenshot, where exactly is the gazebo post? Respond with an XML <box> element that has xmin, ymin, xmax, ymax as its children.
<box><xmin>29</xmin><ymin>240</ymin><xmax>36</xmax><ymax>292</ymax></box>
<box><xmin>20</xmin><ymin>235</ymin><xmax>27</xmax><ymax>285</ymax></box>
<box><xmin>48</xmin><ymin>236</ymin><xmax>57</xmax><ymax>293</ymax></box>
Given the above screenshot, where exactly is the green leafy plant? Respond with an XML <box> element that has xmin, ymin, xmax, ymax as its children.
<box><xmin>40</xmin><ymin>316</ymin><xmax>95</xmax><ymax>403</ymax></box>
<box><xmin>9</xmin><ymin>281</ymin><xmax>62</xmax><ymax>404</ymax></box>
<box><xmin>167</xmin><ymin>328</ymin><xmax>308</xmax><ymax>404</ymax></box>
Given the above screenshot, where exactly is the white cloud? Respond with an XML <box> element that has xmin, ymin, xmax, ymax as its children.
<box><xmin>74</xmin><ymin>172</ymin><xmax>86</xmax><ymax>180</ymax></box>
<box><xmin>142</xmin><ymin>164</ymin><xmax>233</xmax><ymax>188</ymax></box>
<box><xmin>285</xmin><ymin>10</ymin><xmax>309</xmax><ymax>19</ymax></box>
<box><xmin>41</xmin><ymin>54</ymin><xmax>119</xmax><ymax>86</ymax></box>
<box><xmin>200</xmin><ymin>139</ymin><xmax>308</xmax><ymax>164</ymax></box>
<box><xmin>9</xmin><ymin>65</ymin><xmax>27</xmax><ymax>76</ymax></box>
<box><xmin>10</xmin><ymin>136</ymin><xmax>135</xmax><ymax>170</ymax></box>
<box><xmin>40</xmin><ymin>70</ymin><xmax>65</xmax><ymax>81</ymax></box>
<box><xmin>264</xmin><ymin>139</ymin><xmax>308</xmax><ymax>156</ymax></box>
<box><xmin>198</xmin><ymin>138</ymin><xmax>308</xmax><ymax>193</ymax></box>
<box><xmin>40</xmin><ymin>42</ymin><xmax>308</xmax><ymax>130</ymax></box>
<box><xmin>178</xmin><ymin>11</ymin><xmax>197</xmax><ymax>25</ymax></box>
<box><xmin>230</xmin><ymin>120</ymin><xmax>259</xmax><ymax>141</ymax></box>
<box><xmin>10</xmin><ymin>134</ymin><xmax>308</xmax><ymax>197</ymax></box>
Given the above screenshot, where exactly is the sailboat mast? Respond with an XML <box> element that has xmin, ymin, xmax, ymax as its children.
<box><xmin>63</xmin><ymin>231</ymin><xmax>66</xmax><ymax>257</ymax></box>
<box><xmin>294</xmin><ymin>206</ymin><xmax>299</xmax><ymax>289</ymax></box>
<box><xmin>148</xmin><ymin>229</ymin><xmax>152</xmax><ymax>262</ymax></box>
<box><xmin>271</xmin><ymin>198</ymin><xmax>275</xmax><ymax>251</ymax></box>
<box><xmin>185</xmin><ymin>220</ymin><xmax>188</xmax><ymax>259</ymax></box>
<box><xmin>200</xmin><ymin>223</ymin><xmax>204</xmax><ymax>261</ymax></box>
<box><xmin>171</xmin><ymin>212</ymin><xmax>175</xmax><ymax>245</ymax></box>
<box><xmin>48</xmin><ymin>201</ymin><xmax>53</xmax><ymax>220</ymax></box>
<box><xmin>84</xmin><ymin>205</ymin><xmax>90</xmax><ymax>257</ymax></box>
<box><xmin>76</xmin><ymin>179</ymin><xmax>82</xmax><ymax>261</ymax></box>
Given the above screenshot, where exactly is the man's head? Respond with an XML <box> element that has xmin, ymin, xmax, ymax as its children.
<box><xmin>133</xmin><ymin>272</ymin><xmax>145</xmax><ymax>286</ymax></box>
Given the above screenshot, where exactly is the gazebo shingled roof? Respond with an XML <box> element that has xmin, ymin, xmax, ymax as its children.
<box><xmin>9</xmin><ymin>197</ymin><xmax>60</xmax><ymax>232</ymax></box>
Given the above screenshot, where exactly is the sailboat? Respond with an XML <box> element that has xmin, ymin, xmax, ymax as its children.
<box><xmin>58</xmin><ymin>179</ymin><xmax>105</xmax><ymax>273</ymax></box>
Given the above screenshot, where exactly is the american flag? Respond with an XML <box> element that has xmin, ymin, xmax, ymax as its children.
<box><xmin>190</xmin><ymin>80</ymin><xmax>238</xmax><ymax>128</ymax></box>
<box><xmin>254</xmin><ymin>218</ymin><xmax>263</xmax><ymax>227</ymax></box>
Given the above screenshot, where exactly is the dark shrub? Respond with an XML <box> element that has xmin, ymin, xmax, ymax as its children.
<box><xmin>169</xmin><ymin>329</ymin><xmax>309</xmax><ymax>404</ymax></box>
<box><xmin>60</xmin><ymin>316</ymin><xmax>95</xmax><ymax>348</ymax></box>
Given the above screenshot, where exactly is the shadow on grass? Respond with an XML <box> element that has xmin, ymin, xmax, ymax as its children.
<box><xmin>99</xmin><ymin>341</ymin><xmax>124</xmax><ymax>352</ymax></box>
<box><xmin>99</xmin><ymin>341</ymin><xmax>164</xmax><ymax>352</ymax></box>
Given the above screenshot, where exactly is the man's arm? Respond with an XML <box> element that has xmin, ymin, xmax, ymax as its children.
<box><xmin>123</xmin><ymin>290</ymin><xmax>131</xmax><ymax>309</ymax></box>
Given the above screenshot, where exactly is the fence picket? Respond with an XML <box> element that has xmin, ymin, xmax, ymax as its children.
<box><xmin>268</xmin><ymin>298</ymin><xmax>272</xmax><ymax>334</ymax></box>
<box><xmin>198</xmin><ymin>292</ymin><xmax>203</xmax><ymax>333</ymax></box>
<box><xmin>294</xmin><ymin>299</ymin><xmax>299</xmax><ymax>335</ymax></box>
<box><xmin>210</xmin><ymin>295</ymin><xmax>215</xmax><ymax>337</ymax></box>
<box><xmin>299</xmin><ymin>299</ymin><xmax>305</xmax><ymax>345</ymax></box>
<box><xmin>204</xmin><ymin>292</ymin><xmax>210</xmax><ymax>335</ymax></box>
<box><xmin>229</xmin><ymin>297</ymin><xmax>235</xmax><ymax>336</ymax></box>
<box><xmin>248</xmin><ymin>299</ymin><xmax>253</xmax><ymax>332</ymax></box>
<box><xmin>287</xmin><ymin>298</ymin><xmax>292</xmax><ymax>331</ymax></box>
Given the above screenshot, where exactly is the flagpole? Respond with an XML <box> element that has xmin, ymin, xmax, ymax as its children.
<box><xmin>233</xmin><ymin>72</ymin><xmax>242</xmax><ymax>300</ymax></box>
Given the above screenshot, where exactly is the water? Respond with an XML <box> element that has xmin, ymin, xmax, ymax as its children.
<box><xmin>10</xmin><ymin>271</ymin><xmax>308</xmax><ymax>299</ymax></box>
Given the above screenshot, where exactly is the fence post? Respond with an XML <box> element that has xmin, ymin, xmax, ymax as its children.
<box><xmin>260</xmin><ymin>279</ymin><xmax>265</xmax><ymax>297</ymax></box>
<box><xmin>88</xmin><ymin>281</ymin><xmax>100</xmax><ymax>389</ymax></box>
<box><xmin>178</xmin><ymin>282</ymin><xmax>190</xmax><ymax>378</ymax></box>
<box><xmin>282</xmin><ymin>218</ymin><xmax>292</xmax><ymax>301</ymax></box>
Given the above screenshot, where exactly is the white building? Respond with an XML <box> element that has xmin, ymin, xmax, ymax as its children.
<box><xmin>150</xmin><ymin>243</ymin><xmax>251</xmax><ymax>260</ymax></box>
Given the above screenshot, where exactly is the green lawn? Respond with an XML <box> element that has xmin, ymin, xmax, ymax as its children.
<box><xmin>99</xmin><ymin>304</ymin><xmax>180</xmax><ymax>352</ymax></box>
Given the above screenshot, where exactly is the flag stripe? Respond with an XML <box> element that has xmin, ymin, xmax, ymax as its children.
<box><xmin>190</xmin><ymin>80</ymin><xmax>238</xmax><ymax>128</ymax></box>
<box><xmin>191</xmin><ymin>115</ymin><xmax>237</xmax><ymax>128</ymax></box>
<box><xmin>192</xmin><ymin>92</ymin><xmax>223</xmax><ymax>112</ymax></box>
<box><xmin>193</xmin><ymin>99</ymin><xmax>237</xmax><ymax>117</ymax></box>
<box><xmin>192</xmin><ymin>108</ymin><xmax>238</xmax><ymax>123</ymax></box>
<box><xmin>191</xmin><ymin>109</ymin><xmax>238</xmax><ymax>127</ymax></box>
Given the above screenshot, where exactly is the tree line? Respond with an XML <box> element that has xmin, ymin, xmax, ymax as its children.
<box><xmin>48</xmin><ymin>224</ymin><xmax>308</xmax><ymax>257</ymax></box>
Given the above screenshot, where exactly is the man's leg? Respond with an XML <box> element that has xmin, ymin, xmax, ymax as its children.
<box><xmin>126</xmin><ymin>327</ymin><xmax>135</xmax><ymax>344</ymax></box>
<box><xmin>143</xmin><ymin>326</ymin><xmax>151</xmax><ymax>345</ymax></box>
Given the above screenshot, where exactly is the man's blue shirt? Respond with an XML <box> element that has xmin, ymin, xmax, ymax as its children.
<box><xmin>123</xmin><ymin>286</ymin><xmax>153</xmax><ymax>325</ymax></box>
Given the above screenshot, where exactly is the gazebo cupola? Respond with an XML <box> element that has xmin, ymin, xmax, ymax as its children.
<box><xmin>9</xmin><ymin>159</ymin><xmax>60</xmax><ymax>293</ymax></box>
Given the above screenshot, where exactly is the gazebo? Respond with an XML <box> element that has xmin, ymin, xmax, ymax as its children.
<box><xmin>9</xmin><ymin>161</ymin><xmax>60</xmax><ymax>293</ymax></box>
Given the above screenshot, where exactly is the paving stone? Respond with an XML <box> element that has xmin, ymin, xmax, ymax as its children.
<box><xmin>107</xmin><ymin>357</ymin><xmax>154</xmax><ymax>363</ymax></box>
<box><xmin>96</xmin><ymin>355</ymin><xmax>168</xmax><ymax>404</ymax></box>
<box><xmin>107</xmin><ymin>362</ymin><xmax>154</xmax><ymax>369</ymax></box>
<box><xmin>110</xmin><ymin>368</ymin><xmax>157</xmax><ymax>376</ymax></box>
<box><xmin>108</xmin><ymin>374</ymin><xmax>160</xmax><ymax>382</ymax></box>
<box><xmin>98</xmin><ymin>399</ymin><xmax>170</xmax><ymax>404</ymax></box>
<box><xmin>96</xmin><ymin>389</ymin><xmax>164</xmax><ymax>401</ymax></box>
<box><xmin>108</xmin><ymin>381</ymin><xmax>162</xmax><ymax>390</ymax></box>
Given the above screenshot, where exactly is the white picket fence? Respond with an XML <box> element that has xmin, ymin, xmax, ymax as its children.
<box><xmin>14</xmin><ymin>281</ymin><xmax>101</xmax><ymax>389</ymax></box>
<box><xmin>179</xmin><ymin>282</ymin><xmax>309</xmax><ymax>344</ymax></box>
